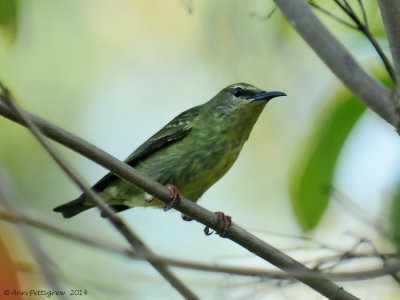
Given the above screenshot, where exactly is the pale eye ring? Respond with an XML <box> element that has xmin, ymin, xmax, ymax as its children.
<box><xmin>233</xmin><ymin>87</ymin><xmax>243</xmax><ymax>98</ymax></box>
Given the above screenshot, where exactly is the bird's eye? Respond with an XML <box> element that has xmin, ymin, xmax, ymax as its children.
<box><xmin>233</xmin><ymin>87</ymin><xmax>243</xmax><ymax>98</ymax></box>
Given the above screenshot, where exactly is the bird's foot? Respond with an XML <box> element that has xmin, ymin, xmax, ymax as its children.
<box><xmin>163</xmin><ymin>184</ymin><xmax>182</xmax><ymax>211</ymax></box>
<box><xmin>204</xmin><ymin>211</ymin><xmax>232</xmax><ymax>237</ymax></box>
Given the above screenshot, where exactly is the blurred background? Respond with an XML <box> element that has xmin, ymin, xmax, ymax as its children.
<box><xmin>1</xmin><ymin>0</ymin><xmax>400</xmax><ymax>299</ymax></box>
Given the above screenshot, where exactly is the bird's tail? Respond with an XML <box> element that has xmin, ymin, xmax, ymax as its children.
<box><xmin>53</xmin><ymin>196</ymin><xmax>92</xmax><ymax>218</ymax></box>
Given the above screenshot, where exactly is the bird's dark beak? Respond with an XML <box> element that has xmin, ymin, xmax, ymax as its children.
<box><xmin>252</xmin><ymin>90</ymin><xmax>286</xmax><ymax>102</ymax></box>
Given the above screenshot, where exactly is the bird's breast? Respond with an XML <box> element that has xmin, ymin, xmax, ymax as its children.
<box><xmin>171</xmin><ymin>133</ymin><xmax>243</xmax><ymax>200</ymax></box>
<box><xmin>138</xmin><ymin>124</ymin><xmax>247</xmax><ymax>201</ymax></box>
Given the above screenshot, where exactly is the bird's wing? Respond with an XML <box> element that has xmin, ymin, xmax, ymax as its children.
<box><xmin>91</xmin><ymin>106</ymin><xmax>199</xmax><ymax>192</ymax></box>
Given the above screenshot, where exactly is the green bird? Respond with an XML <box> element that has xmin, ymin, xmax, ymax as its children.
<box><xmin>54</xmin><ymin>83</ymin><xmax>286</xmax><ymax>221</ymax></box>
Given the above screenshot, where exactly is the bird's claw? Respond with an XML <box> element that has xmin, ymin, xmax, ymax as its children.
<box><xmin>181</xmin><ymin>214</ymin><xmax>193</xmax><ymax>221</ymax></box>
<box><xmin>204</xmin><ymin>211</ymin><xmax>232</xmax><ymax>237</ymax></box>
<box><xmin>163</xmin><ymin>184</ymin><xmax>182</xmax><ymax>211</ymax></box>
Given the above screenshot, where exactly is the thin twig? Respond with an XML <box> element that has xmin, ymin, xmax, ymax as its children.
<box><xmin>274</xmin><ymin>0</ymin><xmax>394</xmax><ymax>126</ymax></box>
<box><xmin>0</xmin><ymin>88</ymin><xmax>358</xmax><ymax>299</ymax></box>
<box><xmin>361</xmin><ymin>239</ymin><xmax>400</xmax><ymax>285</ymax></box>
<box><xmin>333</xmin><ymin>0</ymin><xmax>395</xmax><ymax>83</ymax></box>
<box><xmin>1</xmin><ymin>209</ymin><xmax>400</xmax><ymax>283</ymax></box>
<box><xmin>382</xmin><ymin>254</ymin><xmax>400</xmax><ymax>284</ymax></box>
<box><xmin>309</xmin><ymin>1</ymin><xmax>358</xmax><ymax>30</ymax></box>
<box><xmin>309</xmin><ymin>0</ymin><xmax>395</xmax><ymax>82</ymax></box>
<box><xmin>331</xmin><ymin>188</ymin><xmax>400</xmax><ymax>284</ymax></box>
<box><xmin>339</xmin><ymin>0</ymin><xmax>351</xmax><ymax>11</ymax></box>
<box><xmin>331</xmin><ymin>188</ymin><xmax>400</xmax><ymax>242</ymax></box>
<box><xmin>250</xmin><ymin>6</ymin><xmax>278</xmax><ymax>20</ymax></box>
<box><xmin>356</xmin><ymin>0</ymin><xmax>368</xmax><ymax>27</ymax></box>
<box><xmin>0</xmin><ymin>83</ymin><xmax>199</xmax><ymax>300</ymax></box>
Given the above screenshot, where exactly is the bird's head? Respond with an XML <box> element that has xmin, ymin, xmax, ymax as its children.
<box><xmin>218</xmin><ymin>82</ymin><xmax>285</xmax><ymax>105</ymax></box>
<box><xmin>207</xmin><ymin>83</ymin><xmax>286</xmax><ymax>118</ymax></box>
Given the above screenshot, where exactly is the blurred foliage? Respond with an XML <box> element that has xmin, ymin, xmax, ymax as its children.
<box><xmin>310</xmin><ymin>0</ymin><xmax>386</xmax><ymax>42</ymax></box>
<box><xmin>0</xmin><ymin>0</ymin><xmax>18</xmax><ymax>43</ymax></box>
<box><xmin>364</xmin><ymin>2</ymin><xmax>386</xmax><ymax>38</ymax></box>
<box><xmin>0</xmin><ymin>225</ymin><xmax>22</xmax><ymax>296</ymax></box>
<box><xmin>197</xmin><ymin>0</ymin><xmax>294</xmax><ymax>81</ymax></box>
<box><xmin>289</xmin><ymin>89</ymin><xmax>366</xmax><ymax>231</ymax></box>
<box><xmin>290</xmin><ymin>72</ymin><xmax>392</xmax><ymax>231</ymax></box>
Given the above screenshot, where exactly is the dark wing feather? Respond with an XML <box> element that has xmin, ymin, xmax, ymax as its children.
<box><xmin>91</xmin><ymin>107</ymin><xmax>199</xmax><ymax>192</ymax></box>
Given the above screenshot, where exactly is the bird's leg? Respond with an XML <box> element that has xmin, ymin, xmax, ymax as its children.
<box><xmin>144</xmin><ymin>193</ymin><xmax>154</xmax><ymax>203</ymax></box>
<box><xmin>204</xmin><ymin>211</ymin><xmax>232</xmax><ymax>237</ymax></box>
<box><xmin>163</xmin><ymin>184</ymin><xmax>182</xmax><ymax>211</ymax></box>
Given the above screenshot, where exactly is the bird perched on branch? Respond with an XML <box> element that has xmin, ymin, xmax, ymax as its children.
<box><xmin>54</xmin><ymin>83</ymin><xmax>285</xmax><ymax>234</ymax></box>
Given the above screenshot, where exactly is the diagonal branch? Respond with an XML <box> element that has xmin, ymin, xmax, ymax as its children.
<box><xmin>0</xmin><ymin>83</ymin><xmax>199</xmax><ymax>300</ymax></box>
<box><xmin>378</xmin><ymin>0</ymin><xmax>400</xmax><ymax>111</ymax></box>
<box><xmin>378</xmin><ymin>0</ymin><xmax>400</xmax><ymax>85</ymax></box>
<box><xmin>0</xmin><ymin>92</ymin><xmax>359</xmax><ymax>299</ymax></box>
<box><xmin>274</xmin><ymin>0</ymin><xmax>397</xmax><ymax>128</ymax></box>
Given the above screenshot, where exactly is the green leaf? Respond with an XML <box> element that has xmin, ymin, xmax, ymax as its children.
<box><xmin>0</xmin><ymin>0</ymin><xmax>18</xmax><ymax>43</ymax></box>
<box><xmin>289</xmin><ymin>92</ymin><xmax>366</xmax><ymax>231</ymax></box>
